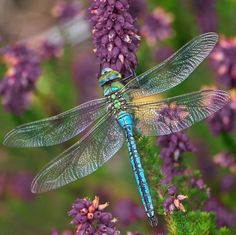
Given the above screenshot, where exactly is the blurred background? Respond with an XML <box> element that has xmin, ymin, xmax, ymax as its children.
<box><xmin>0</xmin><ymin>0</ymin><xmax>236</xmax><ymax>234</ymax></box>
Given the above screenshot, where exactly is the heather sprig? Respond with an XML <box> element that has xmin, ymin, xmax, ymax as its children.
<box><xmin>89</xmin><ymin>0</ymin><xmax>140</xmax><ymax>76</ymax></box>
<box><xmin>141</xmin><ymin>7</ymin><xmax>174</xmax><ymax>46</ymax></box>
<box><xmin>207</xmin><ymin>90</ymin><xmax>236</xmax><ymax>135</ymax></box>
<box><xmin>211</xmin><ymin>37</ymin><xmax>236</xmax><ymax>89</ymax></box>
<box><xmin>157</xmin><ymin>132</ymin><xmax>196</xmax><ymax>184</ymax></box>
<box><xmin>69</xmin><ymin>196</ymin><xmax>120</xmax><ymax>235</ymax></box>
<box><xmin>0</xmin><ymin>43</ymin><xmax>41</xmax><ymax>115</ymax></box>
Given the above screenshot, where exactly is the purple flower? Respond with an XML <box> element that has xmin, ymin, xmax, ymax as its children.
<box><xmin>220</xmin><ymin>174</ymin><xmax>235</xmax><ymax>192</ymax></box>
<box><xmin>157</xmin><ymin>132</ymin><xmax>195</xmax><ymax>184</ymax></box>
<box><xmin>141</xmin><ymin>7</ymin><xmax>174</xmax><ymax>46</ymax></box>
<box><xmin>154</xmin><ymin>46</ymin><xmax>174</xmax><ymax>62</ymax></box>
<box><xmin>73</xmin><ymin>52</ymin><xmax>99</xmax><ymax>103</ymax></box>
<box><xmin>191</xmin><ymin>0</ymin><xmax>217</xmax><ymax>32</ymax></box>
<box><xmin>205</xmin><ymin>197</ymin><xmax>236</xmax><ymax>227</ymax></box>
<box><xmin>129</xmin><ymin>0</ymin><xmax>147</xmax><ymax>18</ymax></box>
<box><xmin>8</xmin><ymin>171</ymin><xmax>35</xmax><ymax>201</ymax></box>
<box><xmin>211</xmin><ymin>37</ymin><xmax>236</xmax><ymax>88</ymax></box>
<box><xmin>0</xmin><ymin>43</ymin><xmax>41</xmax><ymax>115</ymax></box>
<box><xmin>89</xmin><ymin>0</ymin><xmax>140</xmax><ymax>76</ymax></box>
<box><xmin>213</xmin><ymin>152</ymin><xmax>236</xmax><ymax>173</ymax></box>
<box><xmin>190</xmin><ymin>177</ymin><xmax>207</xmax><ymax>190</ymax></box>
<box><xmin>69</xmin><ymin>196</ymin><xmax>120</xmax><ymax>235</ymax></box>
<box><xmin>113</xmin><ymin>198</ymin><xmax>145</xmax><ymax>226</ymax></box>
<box><xmin>37</xmin><ymin>40</ymin><xmax>64</xmax><ymax>60</ymax></box>
<box><xmin>52</xmin><ymin>0</ymin><xmax>80</xmax><ymax>23</ymax></box>
<box><xmin>207</xmin><ymin>102</ymin><xmax>236</xmax><ymax>135</ymax></box>
<box><xmin>163</xmin><ymin>186</ymin><xmax>188</xmax><ymax>214</ymax></box>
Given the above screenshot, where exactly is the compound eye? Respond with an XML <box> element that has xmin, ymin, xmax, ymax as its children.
<box><xmin>101</xmin><ymin>67</ymin><xmax>112</xmax><ymax>75</ymax></box>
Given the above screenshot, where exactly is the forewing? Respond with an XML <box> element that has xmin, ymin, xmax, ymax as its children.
<box><xmin>31</xmin><ymin>114</ymin><xmax>125</xmax><ymax>193</ymax></box>
<box><xmin>128</xmin><ymin>90</ymin><xmax>230</xmax><ymax>136</ymax></box>
<box><xmin>3</xmin><ymin>98</ymin><xmax>107</xmax><ymax>147</ymax></box>
<box><xmin>123</xmin><ymin>32</ymin><xmax>218</xmax><ymax>98</ymax></box>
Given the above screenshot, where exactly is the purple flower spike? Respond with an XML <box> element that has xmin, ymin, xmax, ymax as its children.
<box><xmin>113</xmin><ymin>198</ymin><xmax>145</xmax><ymax>226</ymax></box>
<box><xmin>158</xmin><ymin>132</ymin><xmax>195</xmax><ymax>184</ymax></box>
<box><xmin>141</xmin><ymin>7</ymin><xmax>174</xmax><ymax>46</ymax></box>
<box><xmin>37</xmin><ymin>40</ymin><xmax>64</xmax><ymax>60</ymax></box>
<box><xmin>211</xmin><ymin>37</ymin><xmax>236</xmax><ymax>89</ymax></box>
<box><xmin>69</xmin><ymin>196</ymin><xmax>119</xmax><ymax>235</ymax></box>
<box><xmin>192</xmin><ymin>0</ymin><xmax>217</xmax><ymax>32</ymax></box>
<box><xmin>0</xmin><ymin>43</ymin><xmax>41</xmax><ymax>115</ymax></box>
<box><xmin>52</xmin><ymin>0</ymin><xmax>80</xmax><ymax>23</ymax></box>
<box><xmin>207</xmin><ymin>89</ymin><xmax>236</xmax><ymax>134</ymax></box>
<box><xmin>89</xmin><ymin>0</ymin><xmax>140</xmax><ymax>76</ymax></box>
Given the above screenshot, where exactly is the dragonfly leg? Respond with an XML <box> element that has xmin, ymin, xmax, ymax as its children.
<box><xmin>122</xmin><ymin>66</ymin><xmax>136</xmax><ymax>83</ymax></box>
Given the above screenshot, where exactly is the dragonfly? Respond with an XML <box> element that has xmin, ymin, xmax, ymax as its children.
<box><xmin>3</xmin><ymin>32</ymin><xmax>230</xmax><ymax>226</ymax></box>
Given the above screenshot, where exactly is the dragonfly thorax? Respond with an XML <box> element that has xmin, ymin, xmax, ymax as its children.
<box><xmin>106</xmin><ymin>91</ymin><xmax>128</xmax><ymax>117</ymax></box>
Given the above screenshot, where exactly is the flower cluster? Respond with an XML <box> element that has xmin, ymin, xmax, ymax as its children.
<box><xmin>141</xmin><ymin>7</ymin><xmax>174</xmax><ymax>46</ymax></box>
<box><xmin>113</xmin><ymin>198</ymin><xmax>145</xmax><ymax>226</ymax></box>
<box><xmin>163</xmin><ymin>185</ymin><xmax>188</xmax><ymax>214</ymax></box>
<box><xmin>69</xmin><ymin>196</ymin><xmax>120</xmax><ymax>235</ymax></box>
<box><xmin>52</xmin><ymin>0</ymin><xmax>80</xmax><ymax>23</ymax></box>
<box><xmin>190</xmin><ymin>177</ymin><xmax>207</xmax><ymax>190</ymax></box>
<box><xmin>157</xmin><ymin>132</ymin><xmax>195</xmax><ymax>184</ymax></box>
<box><xmin>191</xmin><ymin>0</ymin><xmax>217</xmax><ymax>32</ymax></box>
<box><xmin>213</xmin><ymin>152</ymin><xmax>236</xmax><ymax>173</ymax></box>
<box><xmin>0</xmin><ymin>44</ymin><xmax>41</xmax><ymax>115</ymax></box>
<box><xmin>37</xmin><ymin>40</ymin><xmax>64</xmax><ymax>60</ymax></box>
<box><xmin>89</xmin><ymin>0</ymin><xmax>140</xmax><ymax>76</ymax></box>
<box><xmin>73</xmin><ymin>52</ymin><xmax>99</xmax><ymax>103</ymax></box>
<box><xmin>205</xmin><ymin>197</ymin><xmax>236</xmax><ymax>227</ymax></box>
<box><xmin>211</xmin><ymin>37</ymin><xmax>236</xmax><ymax>89</ymax></box>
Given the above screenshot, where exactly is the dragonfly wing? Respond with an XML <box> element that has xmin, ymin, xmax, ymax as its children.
<box><xmin>128</xmin><ymin>90</ymin><xmax>230</xmax><ymax>136</ymax></box>
<box><xmin>3</xmin><ymin>98</ymin><xmax>107</xmax><ymax>147</ymax></box>
<box><xmin>122</xmin><ymin>32</ymin><xmax>218</xmax><ymax>98</ymax></box>
<box><xmin>31</xmin><ymin>114</ymin><xmax>125</xmax><ymax>193</ymax></box>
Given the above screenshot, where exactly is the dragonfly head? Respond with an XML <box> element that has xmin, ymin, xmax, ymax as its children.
<box><xmin>99</xmin><ymin>68</ymin><xmax>122</xmax><ymax>87</ymax></box>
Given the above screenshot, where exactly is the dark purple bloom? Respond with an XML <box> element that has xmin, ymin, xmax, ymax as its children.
<box><xmin>191</xmin><ymin>0</ymin><xmax>217</xmax><ymax>32</ymax></box>
<box><xmin>129</xmin><ymin>0</ymin><xmax>147</xmax><ymax>18</ymax></box>
<box><xmin>73</xmin><ymin>52</ymin><xmax>99</xmax><ymax>103</ymax></box>
<box><xmin>163</xmin><ymin>187</ymin><xmax>188</xmax><ymax>214</ymax></box>
<box><xmin>8</xmin><ymin>171</ymin><xmax>35</xmax><ymax>201</ymax></box>
<box><xmin>113</xmin><ymin>198</ymin><xmax>145</xmax><ymax>226</ymax></box>
<box><xmin>89</xmin><ymin>0</ymin><xmax>140</xmax><ymax>76</ymax></box>
<box><xmin>0</xmin><ymin>43</ymin><xmax>41</xmax><ymax>115</ymax></box>
<box><xmin>190</xmin><ymin>177</ymin><xmax>206</xmax><ymax>190</ymax></box>
<box><xmin>154</xmin><ymin>46</ymin><xmax>174</xmax><ymax>62</ymax></box>
<box><xmin>211</xmin><ymin>37</ymin><xmax>236</xmax><ymax>88</ymax></box>
<box><xmin>213</xmin><ymin>152</ymin><xmax>236</xmax><ymax>173</ymax></box>
<box><xmin>207</xmin><ymin>101</ymin><xmax>236</xmax><ymax>135</ymax></box>
<box><xmin>37</xmin><ymin>40</ymin><xmax>63</xmax><ymax>60</ymax></box>
<box><xmin>69</xmin><ymin>196</ymin><xmax>120</xmax><ymax>235</ymax></box>
<box><xmin>141</xmin><ymin>7</ymin><xmax>174</xmax><ymax>46</ymax></box>
<box><xmin>205</xmin><ymin>197</ymin><xmax>236</xmax><ymax>227</ymax></box>
<box><xmin>52</xmin><ymin>0</ymin><xmax>80</xmax><ymax>23</ymax></box>
<box><xmin>157</xmin><ymin>132</ymin><xmax>195</xmax><ymax>184</ymax></box>
<box><xmin>220</xmin><ymin>174</ymin><xmax>235</xmax><ymax>192</ymax></box>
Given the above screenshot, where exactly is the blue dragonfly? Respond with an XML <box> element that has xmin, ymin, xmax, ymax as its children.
<box><xmin>3</xmin><ymin>32</ymin><xmax>230</xmax><ymax>226</ymax></box>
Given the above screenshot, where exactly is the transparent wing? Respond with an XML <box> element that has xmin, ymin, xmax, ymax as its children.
<box><xmin>3</xmin><ymin>98</ymin><xmax>107</xmax><ymax>147</ymax></box>
<box><xmin>31</xmin><ymin>114</ymin><xmax>125</xmax><ymax>193</ymax></box>
<box><xmin>122</xmin><ymin>32</ymin><xmax>218</xmax><ymax>98</ymax></box>
<box><xmin>128</xmin><ymin>90</ymin><xmax>230</xmax><ymax>136</ymax></box>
